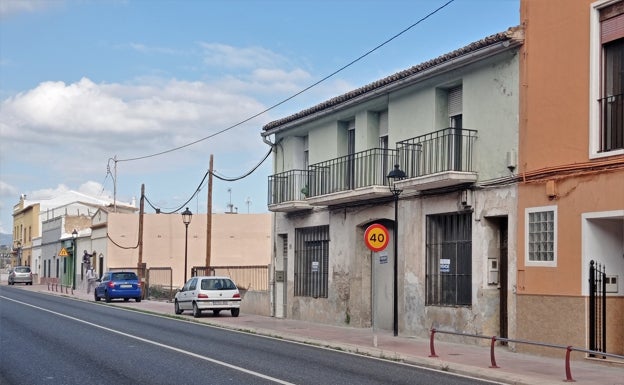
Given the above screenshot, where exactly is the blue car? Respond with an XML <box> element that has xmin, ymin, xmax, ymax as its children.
<box><xmin>94</xmin><ymin>271</ymin><xmax>142</xmax><ymax>303</ymax></box>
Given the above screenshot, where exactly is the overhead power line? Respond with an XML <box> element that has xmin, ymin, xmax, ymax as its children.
<box><xmin>115</xmin><ymin>0</ymin><xmax>454</xmax><ymax>163</ymax></box>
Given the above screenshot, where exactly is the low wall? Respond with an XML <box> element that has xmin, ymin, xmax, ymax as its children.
<box><xmin>241</xmin><ymin>290</ymin><xmax>271</xmax><ymax>316</ymax></box>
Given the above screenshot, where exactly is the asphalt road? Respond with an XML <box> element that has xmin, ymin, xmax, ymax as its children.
<box><xmin>0</xmin><ymin>286</ymin><xmax>500</xmax><ymax>385</ymax></box>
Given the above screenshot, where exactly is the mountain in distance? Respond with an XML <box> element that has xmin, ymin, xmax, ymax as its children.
<box><xmin>0</xmin><ymin>233</ymin><xmax>12</xmax><ymax>247</ymax></box>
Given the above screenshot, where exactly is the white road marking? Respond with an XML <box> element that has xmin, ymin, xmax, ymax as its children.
<box><xmin>2</xmin><ymin>295</ymin><xmax>295</xmax><ymax>385</ymax></box>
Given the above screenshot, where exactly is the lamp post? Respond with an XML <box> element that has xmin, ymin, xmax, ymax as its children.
<box><xmin>181</xmin><ymin>207</ymin><xmax>193</xmax><ymax>283</ymax></box>
<box><xmin>72</xmin><ymin>229</ymin><xmax>78</xmax><ymax>289</ymax></box>
<box><xmin>387</xmin><ymin>164</ymin><xmax>405</xmax><ymax>337</ymax></box>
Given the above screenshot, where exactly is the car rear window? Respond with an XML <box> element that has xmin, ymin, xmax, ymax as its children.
<box><xmin>112</xmin><ymin>272</ymin><xmax>138</xmax><ymax>281</ymax></box>
<box><xmin>15</xmin><ymin>267</ymin><xmax>30</xmax><ymax>273</ymax></box>
<box><xmin>201</xmin><ymin>278</ymin><xmax>236</xmax><ymax>290</ymax></box>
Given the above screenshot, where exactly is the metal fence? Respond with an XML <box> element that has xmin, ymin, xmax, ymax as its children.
<box><xmin>192</xmin><ymin>265</ymin><xmax>269</xmax><ymax>291</ymax></box>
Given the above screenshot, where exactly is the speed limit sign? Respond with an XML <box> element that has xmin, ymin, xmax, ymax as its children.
<box><xmin>364</xmin><ymin>223</ymin><xmax>389</xmax><ymax>252</ymax></box>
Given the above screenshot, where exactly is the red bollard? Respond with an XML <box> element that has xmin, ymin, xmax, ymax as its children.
<box><xmin>489</xmin><ymin>336</ymin><xmax>499</xmax><ymax>368</ymax></box>
<box><xmin>564</xmin><ymin>346</ymin><xmax>576</xmax><ymax>382</ymax></box>
<box><xmin>429</xmin><ymin>328</ymin><xmax>439</xmax><ymax>357</ymax></box>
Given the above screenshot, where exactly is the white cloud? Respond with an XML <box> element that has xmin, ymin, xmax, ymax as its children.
<box><xmin>200</xmin><ymin>43</ymin><xmax>288</xmax><ymax>70</ymax></box>
<box><xmin>0</xmin><ymin>0</ymin><xmax>63</xmax><ymax>19</ymax></box>
<box><xmin>0</xmin><ymin>180</ymin><xmax>18</xmax><ymax>199</ymax></box>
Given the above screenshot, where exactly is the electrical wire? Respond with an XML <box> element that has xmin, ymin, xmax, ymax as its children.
<box><xmin>115</xmin><ymin>0</ymin><xmax>455</xmax><ymax>163</ymax></box>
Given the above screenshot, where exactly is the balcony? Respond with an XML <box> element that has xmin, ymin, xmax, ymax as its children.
<box><xmin>394</xmin><ymin>128</ymin><xmax>478</xmax><ymax>191</ymax></box>
<box><xmin>305</xmin><ymin>148</ymin><xmax>398</xmax><ymax>206</ymax></box>
<box><xmin>266</xmin><ymin>129</ymin><xmax>478</xmax><ymax>212</ymax></box>
<box><xmin>267</xmin><ymin>170</ymin><xmax>313</xmax><ymax>212</ymax></box>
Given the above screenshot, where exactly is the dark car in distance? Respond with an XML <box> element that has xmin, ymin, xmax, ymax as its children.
<box><xmin>94</xmin><ymin>271</ymin><xmax>142</xmax><ymax>303</ymax></box>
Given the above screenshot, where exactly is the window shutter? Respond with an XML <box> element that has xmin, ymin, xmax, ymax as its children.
<box><xmin>379</xmin><ymin>110</ymin><xmax>388</xmax><ymax>137</ymax></box>
<box><xmin>602</xmin><ymin>13</ymin><xmax>624</xmax><ymax>43</ymax></box>
<box><xmin>448</xmin><ymin>86</ymin><xmax>463</xmax><ymax>117</ymax></box>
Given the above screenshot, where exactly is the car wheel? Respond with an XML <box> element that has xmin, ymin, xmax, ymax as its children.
<box><xmin>135</xmin><ymin>297</ymin><xmax>141</xmax><ymax>303</ymax></box>
<box><xmin>213</xmin><ymin>309</ymin><xmax>221</xmax><ymax>316</ymax></box>
<box><xmin>174</xmin><ymin>300</ymin><xmax>183</xmax><ymax>315</ymax></box>
<box><xmin>124</xmin><ymin>298</ymin><xmax>130</xmax><ymax>302</ymax></box>
<box><xmin>105</xmin><ymin>291</ymin><xmax>111</xmax><ymax>303</ymax></box>
<box><xmin>192</xmin><ymin>302</ymin><xmax>201</xmax><ymax>318</ymax></box>
<box><xmin>231</xmin><ymin>308</ymin><xmax>240</xmax><ymax>317</ymax></box>
<box><xmin>94</xmin><ymin>291</ymin><xmax>100</xmax><ymax>302</ymax></box>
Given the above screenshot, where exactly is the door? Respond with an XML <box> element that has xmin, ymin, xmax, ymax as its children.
<box><xmin>371</xmin><ymin>228</ymin><xmax>394</xmax><ymax>331</ymax></box>
<box><xmin>499</xmin><ymin>220</ymin><xmax>508</xmax><ymax>342</ymax></box>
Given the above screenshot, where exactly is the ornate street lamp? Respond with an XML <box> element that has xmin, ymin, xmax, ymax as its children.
<box><xmin>72</xmin><ymin>229</ymin><xmax>78</xmax><ymax>289</ymax></box>
<box><xmin>181</xmin><ymin>207</ymin><xmax>193</xmax><ymax>283</ymax></box>
<box><xmin>387</xmin><ymin>164</ymin><xmax>405</xmax><ymax>337</ymax></box>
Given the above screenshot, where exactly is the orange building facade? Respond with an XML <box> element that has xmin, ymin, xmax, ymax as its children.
<box><xmin>518</xmin><ymin>0</ymin><xmax>624</xmax><ymax>356</ymax></box>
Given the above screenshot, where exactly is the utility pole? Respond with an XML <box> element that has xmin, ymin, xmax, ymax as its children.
<box><xmin>138</xmin><ymin>184</ymin><xmax>145</xmax><ymax>279</ymax></box>
<box><xmin>206</xmin><ymin>155</ymin><xmax>213</xmax><ymax>272</ymax></box>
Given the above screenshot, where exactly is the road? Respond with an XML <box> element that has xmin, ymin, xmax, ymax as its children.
<box><xmin>0</xmin><ymin>286</ymin><xmax>500</xmax><ymax>385</ymax></box>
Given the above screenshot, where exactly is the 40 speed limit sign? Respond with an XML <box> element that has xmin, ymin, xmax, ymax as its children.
<box><xmin>364</xmin><ymin>223</ymin><xmax>389</xmax><ymax>252</ymax></box>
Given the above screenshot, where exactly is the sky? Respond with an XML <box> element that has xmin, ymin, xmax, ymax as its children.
<box><xmin>0</xmin><ymin>0</ymin><xmax>520</xmax><ymax>235</ymax></box>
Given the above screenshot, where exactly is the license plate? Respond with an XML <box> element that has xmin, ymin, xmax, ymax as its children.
<box><xmin>120</xmin><ymin>284</ymin><xmax>132</xmax><ymax>288</ymax></box>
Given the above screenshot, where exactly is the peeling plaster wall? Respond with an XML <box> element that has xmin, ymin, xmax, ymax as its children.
<box><xmin>275</xmin><ymin>184</ymin><xmax>517</xmax><ymax>338</ymax></box>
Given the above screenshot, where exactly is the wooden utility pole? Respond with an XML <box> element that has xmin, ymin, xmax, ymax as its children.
<box><xmin>206</xmin><ymin>155</ymin><xmax>213</xmax><ymax>270</ymax></box>
<box><xmin>138</xmin><ymin>184</ymin><xmax>145</xmax><ymax>279</ymax></box>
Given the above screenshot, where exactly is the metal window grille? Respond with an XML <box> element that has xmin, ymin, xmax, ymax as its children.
<box><xmin>426</xmin><ymin>212</ymin><xmax>472</xmax><ymax>306</ymax></box>
<box><xmin>294</xmin><ymin>225</ymin><xmax>329</xmax><ymax>298</ymax></box>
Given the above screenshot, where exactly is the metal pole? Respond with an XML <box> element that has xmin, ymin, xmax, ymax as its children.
<box><xmin>72</xmin><ymin>239</ymin><xmax>76</xmax><ymax>290</ymax></box>
<box><xmin>184</xmin><ymin>223</ymin><xmax>189</xmax><ymax>283</ymax></box>
<box><xmin>393</xmin><ymin>193</ymin><xmax>399</xmax><ymax>337</ymax></box>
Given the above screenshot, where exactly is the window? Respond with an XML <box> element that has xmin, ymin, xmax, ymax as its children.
<box><xmin>426</xmin><ymin>212</ymin><xmax>472</xmax><ymax>306</ymax></box>
<box><xmin>294</xmin><ymin>225</ymin><xmax>329</xmax><ymax>298</ymax></box>
<box><xmin>525</xmin><ymin>206</ymin><xmax>557</xmax><ymax>267</ymax></box>
<box><xmin>591</xmin><ymin>1</ymin><xmax>624</xmax><ymax>156</ymax></box>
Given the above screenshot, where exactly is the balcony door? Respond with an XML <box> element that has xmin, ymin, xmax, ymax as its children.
<box><xmin>448</xmin><ymin>86</ymin><xmax>463</xmax><ymax>171</ymax></box>
<box><xmin>346</xmin><ymin>121</ymin><xmax>355</xmax><ymax>189</ymax></box>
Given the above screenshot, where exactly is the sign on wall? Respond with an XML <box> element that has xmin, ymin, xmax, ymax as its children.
<box><xmin>364</xmin><ymin>223</ymin><xmax>389</xmax><ymax>252</ymax></box>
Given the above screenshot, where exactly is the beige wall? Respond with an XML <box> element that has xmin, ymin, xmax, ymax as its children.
<box><xmin>105</xmin><ymin>213</ymin><xmax>270</xmax><ymax>285</ymax></box>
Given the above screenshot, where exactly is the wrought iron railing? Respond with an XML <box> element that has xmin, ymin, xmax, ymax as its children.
<box><xmin>598</xmin><ymin>93</ymin><xmax>624</xmax><ymax>152</ymax></box>
<box><xmin>396</xmin><ymin>128</ymin><xmax>477</xmax><ymax>177</ymax></box>
<box><xmin>307</xmin><ymin>148</ymin><xmax>398</xmax><ymax>197</ymax></box>
<box><xmin>267</xmin><ymin>169</ymin><xmax>310</xmax><ymax>205</ymax></box>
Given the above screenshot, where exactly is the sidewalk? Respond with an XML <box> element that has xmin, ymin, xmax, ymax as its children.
<box><xmin>12</xmin><ymin>284</ymin><xmax>624</xmax><ymax>385</ymax></box>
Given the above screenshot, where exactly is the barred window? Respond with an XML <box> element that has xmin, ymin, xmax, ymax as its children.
<box><xmin>525</xmin><ymin>206</ymin><xmax>557</xmax><ymax>266</ymax></box>
<box><xmin>294</xmin><ymin>225</ymin><xmax>329</xmax><ymax>298</ymax></box>
<box><xmin>426</xmin><ymin>212</ymin><xmax>472</xmax><ymax>306</ymax></box>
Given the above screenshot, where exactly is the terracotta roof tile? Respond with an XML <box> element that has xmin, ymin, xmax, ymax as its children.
<box><xmin>263</xmin><ymin>26</ymin><xmax>522</xmax><ymax>132</ymax></box>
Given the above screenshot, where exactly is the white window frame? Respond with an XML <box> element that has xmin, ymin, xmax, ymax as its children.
<box><xmin>525</xmin><ymin>205</ymin><xmax>558</xmax><ymax>267</ymax></box>
<box><xmin>589</xmin><ymin>0</ymin><xmax>624</xmax><ymax>158</ymax></box>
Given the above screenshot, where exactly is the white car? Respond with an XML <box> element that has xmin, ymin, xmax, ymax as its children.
<box><xmin>174</xmin><ymin>276</ymin><xmax>241</xmax><ymax>318</ymax></box>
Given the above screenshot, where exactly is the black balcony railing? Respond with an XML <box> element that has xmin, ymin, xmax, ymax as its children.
<box><xmin>308</xmin><ymin>148</ymin><xmax>398</xmax><ymax>197</ymax></box>
<box><xmin>396</xmin><ymin>128</ymin><xmax>477</xmax><ymax>177</ymax></box>
<box><xmin>599</xmin><ymin>93</ymin><xmax>624</xmax><ymax>152</ymax></box>
<box><xmin>268</xmin><ymin>169</ymin><xmax>310</xmax><ymax>205</ymax></box>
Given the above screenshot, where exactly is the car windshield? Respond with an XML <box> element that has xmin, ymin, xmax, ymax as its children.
<box><xmin>201</xmin><ymin>278</ymin><xmax>236</xmax><ymax>290</ymax></box>
<box><xmin>111</xmin><ymin>273</ymin><xmax>138</xmax><ymax>281</ymax></box>
<box><xmin>15</xmin><ymin>267</ymin><xmax>30</xmax><ymax>273</ymax></box>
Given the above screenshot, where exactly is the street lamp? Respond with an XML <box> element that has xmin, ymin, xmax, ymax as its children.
<box><xmin>181</xmin><ymin>207</ymin><xmax>193</xmax><ymax>283</ymax></box>
<box><xmin>387</xmin><ymin>164</ymin><xmax>405</xmax><ymax>337</ymax></box>
<box><xmin>72</xmin><ymin>229</ymin><xmax>78</xmax><ymax>289</ymax></box>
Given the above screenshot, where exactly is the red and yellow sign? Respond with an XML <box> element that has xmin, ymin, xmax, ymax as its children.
<box><xmin>58</xmin><ymin>247</ymin><xmax>69</xmax><ymax>257</ymax></box>
<box><xmin>364</xmin><ymin>223</ymin><xmax>389</xmax><ymax>252</ymax></box>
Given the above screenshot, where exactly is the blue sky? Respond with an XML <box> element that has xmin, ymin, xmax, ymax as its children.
<box><xmin>0</xmin><ymin>0</ymin><xmax>519</xmax><ymax>234</ymax></box>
